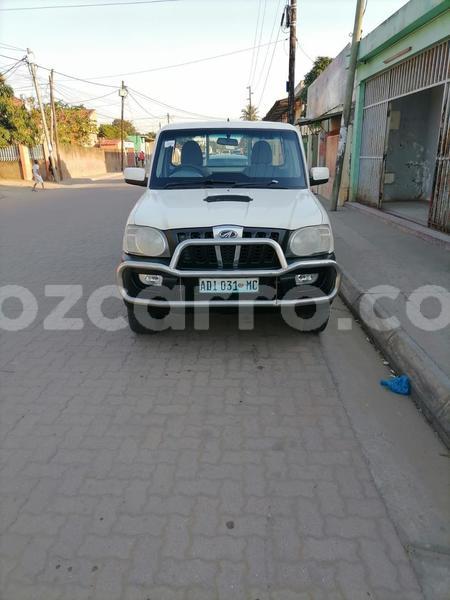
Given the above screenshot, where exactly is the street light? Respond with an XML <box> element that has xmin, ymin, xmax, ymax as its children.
<box><xmin>119</xmin><ymin>82</ymin><xmax>128</xmax><ymax>171</ymax></box>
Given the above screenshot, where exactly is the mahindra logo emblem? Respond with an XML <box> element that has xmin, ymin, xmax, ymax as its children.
<box><xmin>218</xmin><ymin>230</ymin><xmax>239</xmax><ymax>239</ymax></box>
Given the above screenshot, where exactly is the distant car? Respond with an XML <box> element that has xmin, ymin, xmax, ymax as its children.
<box><xmin>118</xmin><ymin>121</ymin><xmax>340</xmax><ymax>333</ymax></box>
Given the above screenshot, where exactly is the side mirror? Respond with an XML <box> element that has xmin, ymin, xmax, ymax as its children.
<box><xmin>124</xmin><ymin>167</ymin><xmax>148</xmax><ymax>187</ymax></box>
<box><xmin>310</xmin><ymin>166</ymin><xmax>329</xmax><ymax>186</ymax></box>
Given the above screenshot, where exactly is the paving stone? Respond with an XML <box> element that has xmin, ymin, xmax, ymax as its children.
<box><xmin>0</xmin><ymin>183</ymin><xmax>423</xmax><ymax>599</ymax></box>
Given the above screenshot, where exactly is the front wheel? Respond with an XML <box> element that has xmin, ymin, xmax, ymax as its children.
<box><xmin>292</xmin><ymin>304</ymin><xmax>330</xmax><ymax>333</ymax></box>
<box><xmin>126</xmin><ymin>303</ymin><xmax>168</xmax><ymax>334</ymax></box>
<box><xmin>307</xmin><ymin>317</ymin><xmax>329</xmax><ymax>333</ymax></box>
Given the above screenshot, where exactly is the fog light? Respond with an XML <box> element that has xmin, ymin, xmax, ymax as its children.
<box><xmin>138</xmin><ymin>273</ymin><xmax>163</xmax><ymax>286</ymax></box>
<box><xmin>295</xmin><ymin>273</ymin><xmax>318</xmax><ymax>285</ymax></box>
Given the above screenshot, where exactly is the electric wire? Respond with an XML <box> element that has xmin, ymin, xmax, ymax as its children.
<box><xmin>248</xmin><ymin>0</ymin><xmax>262</xmax><ymax>85</ymax></box>
<box><xmin>0</xmin><ymin>0</ymin><xmax>179</xmax><ymax>12</ymax></box>
<box><xmin>0</xmin><ymin>42</ymin><xmax>27</xmax><ymax>52</ymax></box>
<box><xmin>252</xmin><ymin>0</ymin><xmax>282</xmax><ymax>93</ymax></box>
<box><xmin>128</xmin><ymin>92</ymin><xmax>159</xmax><ymax>119</ymax></box>
<box><xmin>89</xmin><ymin>38</ymin><xmax>286</xmax><ymax>80</ymax></box>
<box><xmin>129</xmin><ymin>87</ymin><xmax>224</xmax><ymax>121</ymax></box>
<box><xmin>250</xmin><ymin>0</ymin><xmax>267</xmax><ymax>86</ymax></box>
<box><xmin>258</xmin><ymin>23</ymin><xmax>282</xmax><ymax>107</ymax></box>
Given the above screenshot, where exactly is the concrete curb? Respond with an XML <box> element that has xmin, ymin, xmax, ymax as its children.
<box><xmin>339</xmin><ymin>270</ymin><xmax>450</xmax><ymax>448</ymax></box>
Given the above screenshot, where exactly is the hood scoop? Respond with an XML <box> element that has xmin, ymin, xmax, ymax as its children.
<box><xmin>204</xmin><ymin>194</ymin><xmax>253</xmax><ymax>203</ymax></box>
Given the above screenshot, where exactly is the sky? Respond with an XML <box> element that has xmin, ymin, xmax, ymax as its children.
<box><xmin>0</xmin><ymin>0</ymin><xmax>410</xmax><ymax>131</ymax></box>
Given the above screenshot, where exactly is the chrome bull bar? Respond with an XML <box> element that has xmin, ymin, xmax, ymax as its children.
<box><xmin>116</xmin><ymin>237</ymin><xmax>340</xmax><ymax>307</ymax></box>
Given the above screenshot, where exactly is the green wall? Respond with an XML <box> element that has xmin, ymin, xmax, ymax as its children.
<box><xmin>349</xmin><ymin>1</ymin><xmax>450</xmax><ymax>201</ymax></box>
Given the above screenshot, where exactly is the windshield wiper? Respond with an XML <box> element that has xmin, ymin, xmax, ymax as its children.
<box><xmin>232</xmin><ymin>179</ymin><xmax>288</xmax><ymax>189</ymax></box>
<box><xmin>162</xmin><ymin>181</ymin><xmax>204</xmax><ymax>189</ymax></box>
<box><xmin>203</xmin><ymin>178</ymin><xmax>236</xmax><ymax>186</ymax></box>
<box><xmin>162</xmin><ymin>178</ymin><xmax>235</xmax><ymax>189</ymax></box>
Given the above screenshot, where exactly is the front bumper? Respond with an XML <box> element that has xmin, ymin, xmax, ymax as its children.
<box><xmin>116</xmin><ymin>238</ymin><xmax>340</xmax><ymax>308</ymax></box>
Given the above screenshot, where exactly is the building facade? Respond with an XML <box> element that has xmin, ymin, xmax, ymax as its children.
<box><xmin>300</xmin><ymin>45</ymin><xmax>350</xmax><ymax>204</ymax></box>
<box><xmin>350</xmin><ymin>0</ymin><xmax>450</xmax><ymax>232</ymax></box>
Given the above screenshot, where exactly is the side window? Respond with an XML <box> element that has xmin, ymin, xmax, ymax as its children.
<box><xmin>268</xmin><ymin>137</ymin><xmax>284</xmax><ymax>166</ymax></box>
<box><xmin>171</xmin><ymin>144</ymin><xmax>181</xmax><ymax>166</ymax></box>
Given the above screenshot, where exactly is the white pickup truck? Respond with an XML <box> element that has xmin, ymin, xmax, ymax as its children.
<box><xmin>117</xmin><ymin>121</ymin><xmax>340</xmax><ymax>333</ymax></box>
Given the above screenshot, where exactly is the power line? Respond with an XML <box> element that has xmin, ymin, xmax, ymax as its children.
<box><xmin>0</xmin><ymin>53</ymin><xmax>118</xmax><ymax>89</ymax></box>
<box><xmin>253</xmin><ymin>0</ymin><xmax>282</xmax><ymax>92</ymax></box>
<box><xmin>89</xmin><ymin>37</ymin><xmax>287</xmax><ymax>80</ymax></box>
<box><xmin>0</xmin><ymin>38</ymin><xmax>287</xmax><ymax>91</ymax></box>
<box><xmin>2</xmin><ymin>49</ymin><xmax>251</xmax><ymax>124</ymax></box>
<box><xmin>56</xmin><ymin>88</ymin><xmax>117</xmax><ymax>104</ymax></box>
<box><xmin>297</xmin><ymin>43</ymin><xmax>314</xmax><ymax>63</ymax></box>
<box><xmin>0</xmin><ymin>58</ymin><xmax>26</xmax><ymax>78</ymax></box>
<box><xmin>129</xmin><ymin>88</ymin><xmax>224</xmax><ymax>120</ymax></box>
<box><xmin>128</xmin><ymin>92</ymin><xmax>159</xmax><ymax>119</ymax></box>
<box><xmin>52</xmin><ymin>84</ymin><xmax>115</xmax><ymax>108</ymax></box>
<box><xmin>258</xmin><ymin>24</ymin><xmax>282</xmax><ymax>107</ymax></box>
<box><xmin>0</xmin><ymin>42</ymin><xmax>27</xmax><ymax>52</ymax></box>
<box><xmin>248</xmin><ymin>0</ymin><xmax>262</xmax><ymax>85</ymax></box>
<box><xmin>250</xmin><ymin>0</ymin><xmax>267</xmax><ymax>86</ymax></box>
<box><xmin>41</xmin><ymin>66</ymin><xmax>118</xmax><ymax>89</ymax></box>
<box><xmin>0</xmin><ymin>0</ymin><xmax>179</xmax><ymax>11</ymax></box>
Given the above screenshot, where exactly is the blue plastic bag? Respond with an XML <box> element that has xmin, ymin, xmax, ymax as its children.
<box><xmin>380</xmin><ymin>375</ymin><xmax>411</xmax><ymax>395</ymax></box>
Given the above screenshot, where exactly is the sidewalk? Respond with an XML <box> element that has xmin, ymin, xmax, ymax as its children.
<box><xmin>0</xmin><ymin>172</ymin><xmax>123</xmax><ymax>191</ymax></box>
<box><xmin>320</xmin><ymin>197</ymin><xmax>450</xmax><ymax>446</ymax></box>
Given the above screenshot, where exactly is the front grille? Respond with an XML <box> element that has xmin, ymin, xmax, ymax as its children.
<box><xmin>171</xmin><ymin>228</ymin><xmax>287</xmax><ymax>270</ymax></box>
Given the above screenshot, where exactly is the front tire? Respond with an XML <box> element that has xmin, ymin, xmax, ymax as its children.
<box><xmin>126</xmin><ymin>303</ymin><xmax>168</xmax><ymax>334</ymax></box>
<box><xmin>307</xmin><ymin>317</ymin><xmax>329</xmax><ymax>333</ymax></box>
<box><xmin>293</xmin><ymin>304</ymin><xmax>330</xmax><ymax>333</ymax></box>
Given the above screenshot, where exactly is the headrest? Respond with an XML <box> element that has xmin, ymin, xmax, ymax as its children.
<box><xmin>251</xmin><ymin>140</ymin><xmax>272</xmax><ymax>165</ymax></box>
<box><xmin>181</xmin><ymin>140</ymin><xmax>203</xmax><ymax>166</ymax></box>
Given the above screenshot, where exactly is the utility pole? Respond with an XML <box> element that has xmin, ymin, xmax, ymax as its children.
<box><xmin>247</xmin><ymin>85</ymin><xmax>252</xmax><ymax>119</ymax></box>
<box><xmin>26</xmin><ymin>49</ymin><xmax>55</xmax><ymax>177</ymax></box>
<box><xmin>166</xmin><ymin>113</ymin><xmax>170</xmax><ymax>124</ymax></box>
<box><xmin>287</xmin><ymin>0</ymin><xmax>297</xmax><ymax>125</ymax></box>
<box><xmin>119</xmin><ymin>80</ymin><xmax>128</xmax><ymax>171</ymax></box>
<box><xmin>330</xmin><ymin>0</ymin><xmax>365</xmax><ymax>211</ymax></box>
<box><xmin>49</xmin><ymin>69</ymin><xmax>61</xmax><ymax>181</ymax></box>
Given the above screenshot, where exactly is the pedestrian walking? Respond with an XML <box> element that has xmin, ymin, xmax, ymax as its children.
<box><xmin>138</xmin><ymin>150</ymin><xmax>145</xmax><ymax>167</ymax></box>
<box><xmin>32</xmin><ymin>160</ymin><xmax>44</xmax><ymax>191</ymax></box>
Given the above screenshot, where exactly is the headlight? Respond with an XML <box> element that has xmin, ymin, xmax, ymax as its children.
<box><xmin>288</xmin><ymin>225</ymin><xmax>333</xmax><ymax>257</ymax></box>
<box><xmin>123</xmin><ymin>225</ymin><xmax>169</xmax><ymax>257</ymax></box>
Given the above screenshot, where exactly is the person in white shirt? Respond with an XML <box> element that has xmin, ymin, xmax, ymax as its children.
<box><xmin>32</xmin><ymin>160</ymin><xmax>44</xmax><ymax>191</ymax></box>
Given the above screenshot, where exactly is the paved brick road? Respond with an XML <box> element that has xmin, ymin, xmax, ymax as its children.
<box><xmin>0</xmin><ymin>181</ymin><xmax>423</xmax><ymax>599</ymax></box>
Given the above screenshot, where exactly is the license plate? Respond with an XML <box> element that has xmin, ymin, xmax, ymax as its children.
<box><xmin>199</xmin><ymin>278</ymin><xmax>259</xmax><ymax>294</ymax></box>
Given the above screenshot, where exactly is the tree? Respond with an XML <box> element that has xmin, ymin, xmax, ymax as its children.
<box><xmin>0</xmin><ymin>77</ymin><xmax>40</xmax><ymax>147</ymax></box>
<box><xmin>98</xmin><ymin>119</ymin><xmax>136</xmax><ymax>139</ymax></box>
<box><xmin>113</xmin><ymin>119</ymin><xmax>136</xmax><ymax>136</ymax></box>
<box><xmin>300</xmin><ymin>56</ymin><xmax>333</xmax><ymax>104</ymax></box>
<box><xmin>241</xmin><ymin>103</ymin><xmax>259</xmax><ymax>121</ymax></box>
<box><xmin>49</xmin><ymin>102</ymin><xmax>97</xmax><ymax>146</ymax></box>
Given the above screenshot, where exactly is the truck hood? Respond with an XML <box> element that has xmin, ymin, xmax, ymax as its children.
<box><xmin>130</xmin><ymin>188</ymin><xmax>328</xmax><ymax>231</ymax></box>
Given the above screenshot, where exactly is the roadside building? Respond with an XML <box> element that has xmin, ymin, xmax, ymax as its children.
<box><xmin>262</xmin><ymin>82</ymin><xmax>304</xmax><ymax>124</ymax></box>
<box><xmin>127</xmin><ymin>134</ymin><xmax>146</xmax><ymax>152</ymax></box>
<box><xmin>351</xmin><ymin>0</ymin><xmax>449</xmax><ymax>232</ymax></box>
<box><xmin>97</xmin><ymin>138</ymin><xmax>136</xmax><ymax>166</ymax></box>
<box><xmin>126</xmin><ymin>133</ymin><xmax>155</xmax><ymax>160</ymax></box>
<box><xmin>300</xmin><ymin>46</ymin><xmax>350</xmax><ymax>204</ymax></box>
<box><xmin>263</xmin><ymin>97</ymin><xmax>289</xmax><ymax>123</ymax></box>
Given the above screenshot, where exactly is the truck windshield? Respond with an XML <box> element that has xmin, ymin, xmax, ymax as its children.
<box><xmin>150</xmin><ymin>128</ymin><xmax>307</xmax><ymax>189</ymax></box>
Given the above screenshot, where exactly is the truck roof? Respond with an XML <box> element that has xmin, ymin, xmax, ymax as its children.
<box><xmin>159</xmin><ymin>120</ymin><xmax>298</xmax><ymax>132</ymax></box>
